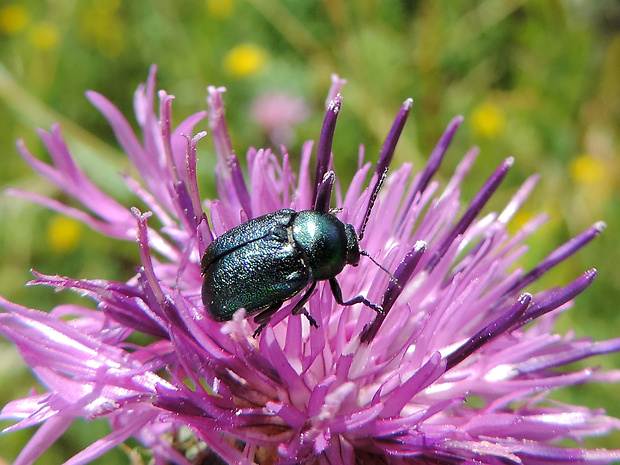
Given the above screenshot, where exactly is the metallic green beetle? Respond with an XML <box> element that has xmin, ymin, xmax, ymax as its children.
<box><xmin>201</xmin><ymin>173</ymin><xmax>387</xmax><ymax>336</ymax></box>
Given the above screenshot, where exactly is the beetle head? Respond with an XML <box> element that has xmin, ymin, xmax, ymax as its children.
<box><xmin>345</xmin><ymin>223</ymin><xmax>361</xmax><ymax>266</ymax></box>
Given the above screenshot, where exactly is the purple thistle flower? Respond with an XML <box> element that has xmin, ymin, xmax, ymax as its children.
<box><xmin>2</xmin><ymin>65</ymin><xmax>620</xmax><ymax>464</ymax></box>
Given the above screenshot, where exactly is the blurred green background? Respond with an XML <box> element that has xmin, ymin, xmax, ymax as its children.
<box><xmin>1</xmin><ymin>0</ymin><xmax>619</xmax><ymax>462</ymax></box>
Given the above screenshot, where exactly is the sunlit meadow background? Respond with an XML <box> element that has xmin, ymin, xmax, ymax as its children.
<box><xmin>0</xmin><ymin>1</ymin><xmax>619</xmax><ymax>463</ymax></box>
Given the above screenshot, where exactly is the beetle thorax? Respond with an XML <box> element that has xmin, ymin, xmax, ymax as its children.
<box><xmin>292</xmin><ymin>210</ymin><xmax>351</xmax><ymax>281</ymax></box>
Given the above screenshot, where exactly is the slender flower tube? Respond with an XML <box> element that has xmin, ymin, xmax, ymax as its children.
<box><xmin>2</xmin><ymin>66</ymin><xmax>620</xmax><ymax>465</ymax></box>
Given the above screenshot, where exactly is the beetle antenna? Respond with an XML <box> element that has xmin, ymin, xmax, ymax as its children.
<box><xmin>360</xmin><ymin>250</ymin><xmax>399</xmax><ymax>286</ymax></box>
<box><xmin>358</xmin><ymin>168</ymin><xmax>388</xmax><ymax>241</ymax></box>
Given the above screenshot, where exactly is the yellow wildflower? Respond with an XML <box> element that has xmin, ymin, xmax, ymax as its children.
<box><xmin>47</xmin><ymin>216</ymin><xmax>83</xmax><ymax>253</ymax></box>
<box><xmin>223</xmin><ymin>44</ymin><xmax>267</xmax><ymax>78</ymax></box>
<box><xmin>206</xmin><ymin>0</ymin><xmax>234</xmax><ymax>18</ymax></box>
<box><xmin>569</xmin><ymin>153</ymin><xmax>607</xmax><ymax>185</ymax></box>
<box><xmin>29</xmin><ymin>22</ymin><xmax>60</xmax><ymax>51</ymax></box>
<box><xmin>470</xmin><ymin>101</ymin><xmax>506</xmax><ymax>138</ymax></box>
<box><xmin>0</xmin><ymin>4</ymin><xmax>29</xmax><ymax>35</ymax></box>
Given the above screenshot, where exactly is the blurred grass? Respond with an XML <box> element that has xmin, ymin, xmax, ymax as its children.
<box><xmin>1</xmin><ymin>0</ymin><xmax>619</xmax><ymax>462</ymax></box>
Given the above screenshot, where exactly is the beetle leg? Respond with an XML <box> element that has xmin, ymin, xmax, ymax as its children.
<box><xmin>291</xmin><ymin>281</ymin><xmax>319</xmax><ymax>328</ymax></box>
<box><xmin>329</xmin><ymin>277</ymin><xmax>384</xmax><ymax>314</ymax></box>
<box><xmin>253</xmin><ymin>301</ymin><xmax>283</xmax><ymax>337</ymax></box>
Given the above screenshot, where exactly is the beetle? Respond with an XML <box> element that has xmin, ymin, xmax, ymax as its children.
<box><xmin>201</xmin><ymin>170</ymin><xmax>388</xmax><ymax>336</ymax></box>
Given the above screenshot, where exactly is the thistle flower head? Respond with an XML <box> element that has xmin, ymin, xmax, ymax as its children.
<box><xmin>2</xmin><ymin>66</ymin><xmax>620</xmax><ymax>465</ymax></box>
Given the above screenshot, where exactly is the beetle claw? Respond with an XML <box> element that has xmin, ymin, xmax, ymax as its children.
<box><xmin>372</xmin><ymin>304</ymin><xmax>385</xmax><ymax>315</ymax></box>
<box><xmin>299</xmin><ymin>308</ymin><xmax>319</xmax><ymax>328</ymax></box>
<box><xmin>252</xmin><ymin>324</ymin><xmax>266</xmax><ymax>338</ymax></box>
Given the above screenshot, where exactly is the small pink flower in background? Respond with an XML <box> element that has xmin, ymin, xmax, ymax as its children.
<box><xmin>251</xmin><ymin>90</ymin><xmax>310</xmax><ymax>147</ymax></box>
<box><xmin>1</xmin><ymin>66</ymin><xmax>620</xmax><ymax>464</ymax></box>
